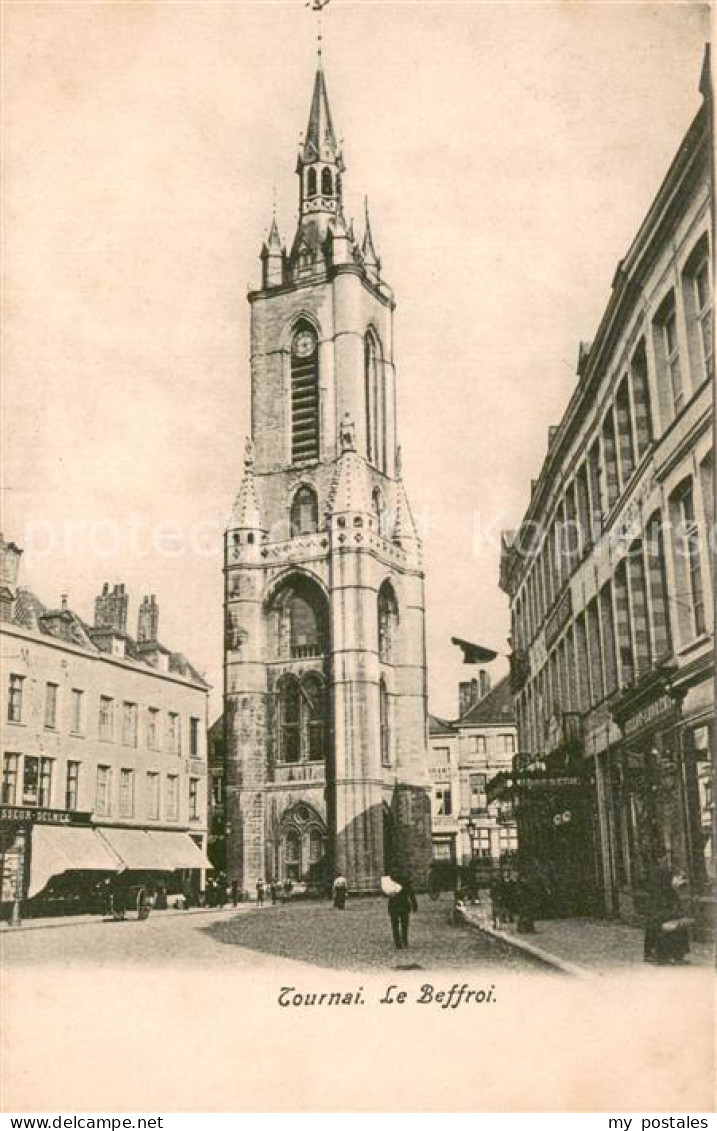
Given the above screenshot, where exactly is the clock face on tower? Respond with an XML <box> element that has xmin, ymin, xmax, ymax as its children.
<box><xmin>293</xmin><ymin>330</ymin><xmax>316</xmax><ymax>359</ymax></box>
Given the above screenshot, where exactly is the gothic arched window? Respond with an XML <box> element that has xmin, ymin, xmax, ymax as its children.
<box><xmin>276</xmin><ymin>673</ymin><xmax>328</xmax><ymax>765</ymax></box>
<box><xmin>378</xmin><ymin>580</ymin><xmax>398</xmax><ymax>664</ymax></box>
<box><xmin>364</xmin><ymin>331</ymin><xmax>386</xmax><ymax>472</ymax></box>
<box><xmin>303</xmin><ymin>674</ymin><xmax>326</xmax><ymax>762</ymax></box>
<box><xmin>290</xmin><ymin>485</ymin><xmax>319</xmax><ymax>536</ymax></box>
<box><xmin>380</xmin><ymin>678</ymin><xmax>391</xmax><ymax>767</ymax></box>
<box><xmin>283</xmin><ymin>829</ymin><xmax>301</xmax><ymax>880</ymax></box>
<box><xmin>291</xmin><ymin>323</ymin><xmax>320</xmax><ymax>463</ymax></box>
<box><xmin>269</xmin><ymin>575</ymin><xmax>328</xmax><ymax>662</ymax></box>
<box><xmin>309</xmin><ymin>827</ymin><xmax>323</xmax><ymax>864</ymax></box>
<box><xmin>278</xmin><ymin>676</ymin><xmax>301</xmax><ymax>764</ymax></box>
<box><xmin>307</xmin><ymin>167</ymin><xmax>317</xmax><ymax>197</ymax></box>
<box><xmin>321</xmin><ymin>167</ymin><xmax>333</xmax><ymax>196</ymax></box>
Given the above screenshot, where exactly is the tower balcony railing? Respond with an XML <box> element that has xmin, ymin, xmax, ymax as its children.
<box><xmin>259</xmin><ymin>532</ymin><xmax>330</xmax><ymax>563</ymax></box>
<box><xmin>274</xmin><ymin>762</ymin><xmax>325</xmax><ymax>785</ymax></box>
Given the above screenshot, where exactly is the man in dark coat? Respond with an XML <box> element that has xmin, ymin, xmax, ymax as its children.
<box><xmin>644</xmin><ymin>854</ymin><xmax>690</xmax><ymax>964</ymax></box>
<box><xmin>387</xmin><ymin>874</ymin><xmax>418</xmax><ymax>949</ymax></box>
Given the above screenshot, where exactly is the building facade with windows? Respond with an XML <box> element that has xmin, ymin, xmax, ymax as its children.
<box><xmin>428</xmin><ymin>676</ymin><xmax>518</xmax><ymax>873</ymax></box>
<box><xmin>1</xmin><ymin>538</ymin><xmax>210</xmax><ymax>918</ymax></box>
<box><xmin>224</xmin><ymin>59</ymin><xmax>432</xmax><ymax>895</ymax></box>
<box><xmin>499</xmin><ymin>59</ymin><xmax>713</xmax><ymax>929</ymax></box>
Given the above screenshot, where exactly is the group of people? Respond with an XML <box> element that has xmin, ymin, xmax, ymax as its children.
<box><xmin>255</xmin><ymin>879</ymin><xmax>294</xmax><ymax>905</ymax></box>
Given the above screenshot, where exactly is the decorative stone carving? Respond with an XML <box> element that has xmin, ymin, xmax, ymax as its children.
<box><xmin>339</xmin><ymin>412</ymin><xmax>356</xmax><ymax>454</ymax></box>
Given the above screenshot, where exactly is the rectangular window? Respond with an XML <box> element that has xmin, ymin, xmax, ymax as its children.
<box><xmin>44</xmin><ymin>682</ymin><xmax>58</xmax><ymax>729</ymax></box>
<box><xmin>645</xmin><ymin>514</ymin><xmax>673</xmax><ymax>661</ymax></box>
<box><xmin>663</xmin><ymin>307</ymin><xmax>683</xmax><ymax>414</ymax></box>
<box><xmin>189</xmin><ymin>778</ymin><xmax>200</xmax><ymax>821</ymax></box>
<box><xmin>614</xmin><ymin>560</ymin><xmax>634</xmax><ymax>686</ymax></box>
<box><xmin>190</xmin><ymin>717</ymin><xmax>200</xmax><ymax>759</ymax></box>
<box><xmin>630</xmin><ymin>343</ymin><xmax>653</xmax><ymax>457</ymax></box>
<box><xmin>39</xmin><ymin>758</ymin><xmax>53</xmax><ymax>806</ymax></box>
<box><xmin>431</xmin><ymin>746</ymin><xmax>451</xmax><ymax>765</ymax></box>
<box><xmin>71</xmin><ymin>689</ymin><xmax>84</xmax><ymax>735</ymax></box>
<box><xmin>434</xmin><ymin>786</ymin><xmax>452</xmax><ymax>817</ymax></box>
<box><xmin>600</xmin><ymin>582</ymin><xmax>618</xmax><ymax>695</ymax></box>
<box><xmin>601</xmin><ymin>410</ymin><xmax>620</xmax><ymax>510</ymax></box>
<box><xmin>122</xmin><ymin>702</ymin><xmax>138</xmax><ymax>748</ymax></box>
<box><xmin>95</xmin><ymin>765</ymin><xmax>111</xmax><ymax>817</ymax></box>
<box><xmin>499</xmin><ymin>734</ymin><xmax>515</xmax><ymax>754</ymax></box>
<box><xmin>673</xmin><ymin>482</ymin><xmax>706</xmax><ymax>639</ymax></box>
<box><xmin>586</xmin><ymin>597</ymin><xmax>604</xmax><ymax>705</ymax></box>
<box><xmin>119</xmin><ymin>768</ymin><xmax>135</xmax><ymax>818</ymax></box>
<box><xmin>99</xmin><ymin>696</ymin><xmax>114</xmax><ymax>741</ymax></box>
<box><xmin>574</xmin><ymin>613</ymin><xmax>590</xmax><ymax>712</ymax></box>
<box><xmin>499</xmin><ymin>827</ymin><xmax>519</xmax><ymax>854</ymax></box>
<box><xmin>167</xmin><ymin>713</ymin><xmax>180</xmax><ymax>755</ymax></box>
<box><xmin>147</xmin><ymin>708</ymin><xmax>160</xmax><ymax>750</ymax></box>
<box><xmin>587</xmin><ymin>439</ymin><xmax>603</xmax><ymax>536</ymax></box>
<box><xmin>165</xmin><ymin>774</ymin><xmax>179</xmax><ymax>821</ymax></box>
<box><xmin>694</xmin><ymin>259</ymin><xmax>713</xmax><ymax>380</ymax></box>
<box><xmin>2</xmin><ymin>753</ymin><xmax>19</xmax><ymax>804</ymax></box>
<box><xmin>474</xmin><ymin>828</ymin><xmax>492</xmax><ymax>859</ymax></box>
<box><xmin>146</xmin><ymin>772</ymin><xmax>160</xmax><ymax>821</ymax></box>
<box><xmin>470</xmin><ymin>773</ymin><xmax>487</xmax><ymax>812</ymax></box>
<box><xmin>470</xmin><ymin>735</ymin><xmax>487</xmax><ymax>756</ymax></box>
<box><xmin>432</xmin><ymin>840</ymin><xmax>454</xmax><ymax>863</ymax></box>
<box><xmin>7</xmin><ymin>674</ymin><xmax>24</xmax><ymax>723</ymax></box>
<box><xmin>615</xmin><ymin>377</ymin><xmax>636</xmax><ymax>487</ymax></box>
<box><xmin>65</xmin><ymin>761</ymin><xmax>80</xmax><ymax>811</ymax></box>
<box><xmin>21</xmin><ymin>755</ymin><xmax>53</xmax><ymax>807</ymax></box>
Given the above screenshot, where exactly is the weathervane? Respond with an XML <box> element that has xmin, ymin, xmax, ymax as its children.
<box><xmin>306</xmin><ymin>0</ymin><xmax>331</xmax><ymax>60</ymax></box>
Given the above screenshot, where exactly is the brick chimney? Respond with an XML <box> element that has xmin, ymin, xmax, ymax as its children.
<box><xmin>458</xmin><ymin>679</ymin><xmax>480</xmax><ymax>718</ymax></box>
<box><xmin>1</xmin><ymin>534</ymin><xmax>23</xmax><ymax>590</ymax></box>
<box><xmin>137</xmin><ymin>594</ymin><xmax>159</xmax><ymax>643</ymax></box>
<box><xmin>94</xmin><ymin>582</ymin><xmax>128</xmax><ymax>634</ymax></box>
<box><xmin>0</xmin><ymin>534</ymin><xmax>23</xmax><ymax>622</ymax></box>
<box><xmin>479</xmin><ymin>669</ymin><xmax>491</xmax><ymax>700</ymax></box>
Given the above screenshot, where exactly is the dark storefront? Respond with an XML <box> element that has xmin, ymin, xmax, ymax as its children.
<box><xmin>489</xmin><ymin>722</ymin><xmax>600</xmax><ymax>918</ymax></box>
<box><xmin>609</xmin><ymin>670</ymin><xmax>714</xmax><ymax>935</ymax></box>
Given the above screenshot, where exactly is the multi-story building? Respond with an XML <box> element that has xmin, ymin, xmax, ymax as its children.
<box><xmin>1</xmin><ymin>536</ymin><xmax>210</xmax><ymax>919</ymax></box>
<box><xmin>499</xmin><ymin>56</ymin><xmax>713</xmax><ymax>930</ymax></box>
<box><xmin>429</xmin><ymin>674</ymin><xmax>518</xmax><ymax>874</ymax></box>
<box><xmin>223</xmin><ymin>56</ymin><xmax>432</xmax><ymax>895</ymax></box>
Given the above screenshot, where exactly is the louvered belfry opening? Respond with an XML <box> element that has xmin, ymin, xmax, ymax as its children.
<box><xmin>291</xmin><ymin>324</ymin><xmax>320</xmax><ymax>463</ymax></box>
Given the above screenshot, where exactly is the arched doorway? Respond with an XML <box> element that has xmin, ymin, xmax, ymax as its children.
<box><xmin>279</xmin><ymin>803</ymin><xmax>328</xmax><ymax>889</ymax></box>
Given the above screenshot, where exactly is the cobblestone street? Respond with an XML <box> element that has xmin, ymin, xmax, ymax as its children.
<box><xmin>2</xmin><ymin>896</ymin><xmax>549</xmax><ymax>972</ymax></box>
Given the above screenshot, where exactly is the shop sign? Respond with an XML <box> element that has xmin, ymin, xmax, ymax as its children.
<box><xmin>622</xmin><ymin>694</ymin><xmax>677</xmax><ymax>739</ymax></box>
<box><xmin>506</xmin><ymin>774</ymin><xmax>585</xmax><ymax>791</ymax></box>
<box><xmin>0</xmin><ymin>805</ymin><xmax>92</xmax><ymax>826</ymax></box>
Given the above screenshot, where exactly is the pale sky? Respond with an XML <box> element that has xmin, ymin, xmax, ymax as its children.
<box><xmin>3</xmin><ymin>1</ymin><xmax>709</xmax><ymax>718</ymax></box>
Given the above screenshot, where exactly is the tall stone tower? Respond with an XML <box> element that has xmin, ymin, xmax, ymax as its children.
<box><xmin>224</xmin><ymin>54</ymin><xmax>432</xmax><ymax>894</ymax></box>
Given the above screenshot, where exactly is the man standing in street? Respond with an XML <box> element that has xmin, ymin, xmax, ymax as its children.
<box><xmin>387</xmin><ymin>874</ymin><xmax>418</xmax><ymax>949</ymax></box>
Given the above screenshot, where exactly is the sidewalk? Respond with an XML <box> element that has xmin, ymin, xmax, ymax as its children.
<box><xmin>463</xmin><ymin>905</ymin><xmax>714</xmax><ymax>976</ymax></box>
<box><xmin>0</xmin><ymin>903</ymin><xmax>248</xmax><ymax>933</ymax></box>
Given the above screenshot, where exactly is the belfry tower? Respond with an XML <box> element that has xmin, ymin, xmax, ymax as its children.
<box><xmin>224</xmin><ymin>52</ymin><xmax>432</xmax><ymax>894</ymax></box>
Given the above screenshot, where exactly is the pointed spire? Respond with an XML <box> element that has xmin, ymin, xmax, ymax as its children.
<box><xmin>303</xmin><ymin>64</ymin><xmax>339</xmax><ymax>164</ymax></box>
<box><xmin>361</xmin><ymin>197</ymin><xmax>380</xmax><ymax>280</ymax></box>
<box><xmin>267</xmin><ymin>214</ymin><xmax>282</xmax><ymax>252</ymax></box>
<box><xmin>229</xmin><ymin>438</ymin><xmax>265</xmax><ymax>530</ymax></box>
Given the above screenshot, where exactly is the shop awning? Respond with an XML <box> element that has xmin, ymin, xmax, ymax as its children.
<box><xmin>96</xmin><ymin>827</ymin><xmax>170</xmax><ymax>871</ymax></box>
<box><xmin>148</xmin><ymin>831</ymin><xmax>211</xmax><ymax>870</ymax></box>
<box><xmin>28</xmin><ymin>825</ymin><xmax>122</xmax><ymax>897</ymax></box>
